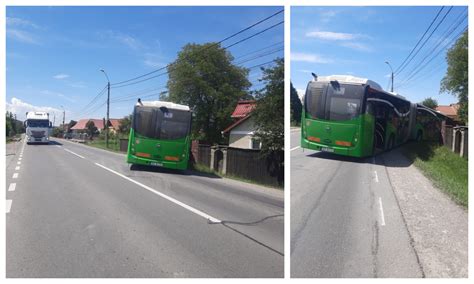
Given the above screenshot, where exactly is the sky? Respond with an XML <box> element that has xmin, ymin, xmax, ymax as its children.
<box><xmin>6</xmin><ymin>6</ymin><xmax>284</xmax><ymax>123</ymax></box>
<box><xmin>291</xmin><ymin>6</ymin><xmax>467</xmax><ymax>106</ymax></box>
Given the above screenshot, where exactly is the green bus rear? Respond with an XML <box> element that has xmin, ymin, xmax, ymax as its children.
<box><xmin>301</xmin><ymin>80</ymin><xmax>413</xmax><ymax>157</ymax></box>
<box><xmin>127</xmin><ymin>104</ymin><xmax>192</xmax><ymax>170</ymax></box>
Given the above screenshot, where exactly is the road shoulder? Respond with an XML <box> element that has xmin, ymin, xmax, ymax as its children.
<box><xmin>382</xmin><ymin>149</ymin><xmax>468</xmax><ymax>277</ymax></box>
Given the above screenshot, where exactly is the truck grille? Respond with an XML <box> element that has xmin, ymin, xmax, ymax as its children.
<box><xmin>31</xmin><ymin>130</ymin><xmax>45</xmax><ymax>138</ymax></box>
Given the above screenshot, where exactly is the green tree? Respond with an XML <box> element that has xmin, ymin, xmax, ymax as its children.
<box><xmin>6</xmin><ymin>111</ymin><xmax>13</xmax><ymax>137</ymax></box>
<box><xmin>85</xmin><ymin>120</ymin><xmax>97</xmax><ymax>140</ymax></box>
<box><xmin>167</xmin><ymin>42</ymin><xmax>251</xmax><ymax>144</ymax></box>
<box><xmin>252</xmin><ymin>58</ymin><xmax>284</xmax><ymax>155</ymax></box>
<box><xmin>67</xmin><ymin>120</ymin><xmax>77</xmax><ymax>133</ymax></box>
<box><xmin>441</xmin><ymin>30</ymin><xmax>468</xmax><ymax>123</ymax></box>
<box><xmin>290</xmin><ymin>82</ymin><xmax>302</xmax><ymax>125</ymax></box>
<box><xmin>420</xmin><ymin>97</ymin><xmax>438</xmax><ymax>109</ymax></box>
<box><xmin>118</xmin><ymin>115</ymin><xmax>132</xmax><ymax>136</ymax></box>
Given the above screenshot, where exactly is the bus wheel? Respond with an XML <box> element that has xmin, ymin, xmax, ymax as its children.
<box><xmin>416</xmin><ymin>130</ymin><xmax>423</xmax><ymax>142</ymax></box>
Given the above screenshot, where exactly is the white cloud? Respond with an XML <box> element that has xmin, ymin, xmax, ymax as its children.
<box><xmin>6</xmin><ymin>29</ymin><xmax>39</xmax><ymax>44</ymax></box>
<box><xmin>306</xmin><ymin>31</ymin><xmax>358</xmax><ymax>41</ymax></box>
<box><xmin>53</xmin><ymin>74</ymin><xmax>69</xmax><ymax>79</ymax></box>
<box><xmin>296</xmin><ymin>89</ymin><xmax>306</xmax><ymax>101</ymax></box>
<box><xmin>6</xmin><ymin>97</ymin><xmax>62</xmax><ymax>121</ymax></box>
<box><xmin>340</xmin><ymin>42</ymin><xmax>372</xmax><ymax>52</ymax></box>
<box><xmin>6</xmin><ymin>17</ymin><xmax>40</xmax><ymax>29</ymax></box>
<box><xmin>102</xmin><ymin>31</ymin><xmax>144</xmax><ymax>50</ymax></box>
<box><xmin>291</xmin><ymin>52</ymin><xmax>332</xmax><ymax>64</ymax></box>
<box><xmin>143</xmin><ymin>53</ymin><xmax>166</xmax><ymax>68</ymax></box>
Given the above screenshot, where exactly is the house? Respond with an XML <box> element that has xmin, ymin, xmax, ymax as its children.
<box><xmin>436</xmin><ymin>104</ymin><xmax>461</xmax><ymax>124</ymax></box>
<box><xmin>222</xmin><ymin>100</ymin><xmax>261</xmax><ymax>149</ymax></box>
<box><xmin>70</xmin><ymin>118</ymin><xmax>121</xmax><ymax>135</ymax></box>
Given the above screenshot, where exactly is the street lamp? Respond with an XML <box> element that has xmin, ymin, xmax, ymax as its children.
<box><xmin>100</xmin><ymin>69</ymin><xmax>110</xmax><ymax>148</ymax></box>
<box><xmin>385</xmin><ymin>61</ymin><xmax>394</xmax><ymax>92</ymax></box>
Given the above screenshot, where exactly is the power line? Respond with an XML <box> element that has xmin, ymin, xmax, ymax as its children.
<box><xmin>397</xmin><ymin>9</ymin><xmax>466</xmax><ymax>84</ymax></box>
<box><xmin>79</xmin><ymin>85</ymin><xmax>107</xmax><ymax>113</ymax></box>
<box><xmin>233</xmin><ymin>41</ymin><xmax>283</xmax><ymax>61</ymax></box>
<box><xmin>396</xmin><ymin>6</ymin><xmax>453</xmax><ymax>76</ymax></box>
<box><xmin>110</xmin><ymin>9</ymin><xmax>283</xmax><ymax>87</ymax></box>
<box><xmin>395</xmin><ymin>26</ymin><xmax>467</xmax><ymax>89</ymax></box>
<box><xmin>393</xmin><ymin>7</ymin><xmax>445</xmax><ymax>74</ymax></box>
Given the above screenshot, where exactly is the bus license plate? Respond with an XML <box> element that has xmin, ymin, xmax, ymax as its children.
<box><xmin>321</xmin><ymin>147</ymin><xmax>334</xmax><ymax>153</ymax></box>
<box><xmin>150</xmin><ymin>162</ymin><xmax>162</xmax><ymax>167</ymax></box>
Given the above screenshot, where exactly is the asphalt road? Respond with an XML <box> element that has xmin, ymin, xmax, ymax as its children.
<box><xmin>6</xmin><ymin>137</ymin><xmax>283</xmax><ymax>277</ymax></box>
<box><xmin>290</xmin><ymin>129</ymin><xmax>422</xmax><ymax>278</ymax></box>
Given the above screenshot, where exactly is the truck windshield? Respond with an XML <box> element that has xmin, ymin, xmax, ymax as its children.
<box><xmin>27</xmin><ymin>119</ymin><xmax>49</xmax><ymax>128</ymax></box>
<box><xmin>133</xmin><ymin>106</ymin><xmax>191</xmax><ymax>140</ymax></box>
<box><xmin>305</xmin><ymin>82</ymin><xmax>364</xmax><ymax>121</ymax></box>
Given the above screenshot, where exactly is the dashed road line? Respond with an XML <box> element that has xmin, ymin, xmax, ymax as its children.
<box><xmin>95</xmin><ymin>162</ymin><xmax>222</xmax><ymax>223</ymax></box>
<box><xmin>64</xmin><ymin>148</ymin><xmax>85</xmax><ymax>159</ymax></box>
<box><xmin>12</xmin><ymin>173</ymin><xmax>19</xmax><ymax>179</ymax></box>
<box><xmin>8</xmin><ymin>183</ymin><xmax>16</xmax><ymax>192</ymax></box>
<box><xmin>378</xmin><ymin>197</ymin><xmax>386</xmax><ymax>226</ymax></box>
<box><xmin>374</xmin><ymin>171</ymin><xmax>379</xmax><ymax>183</ymax></box>
<box><xmin>17</xmin><ymin>161</ymin><xmax>21</xmax><ymax>165</ymax></box>
<box><xmin>6</xmin><ymin>200</ymin><xmax>12</xmax><ymax>213</ymax></box>
<box><xmin>290</xmin><ymin>146</ymin><xmax>301</xmax><ymax>151</ymax></box>
<box><xmin>18</xmin><ymin>158</ymin><xmax>22</xmax><ymax>161</ymax></box>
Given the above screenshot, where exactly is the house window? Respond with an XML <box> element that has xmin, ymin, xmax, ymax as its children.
<box><xmin>250</xmin><ymin>137</ymin><xmax>261</xmax><ymax>149</ymax></box>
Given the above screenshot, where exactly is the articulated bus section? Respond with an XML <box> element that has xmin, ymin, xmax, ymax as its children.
<box><xmin>301</xmin><ymin>75</ymin><xmax>448</xmax><ymax>158</ymax></box>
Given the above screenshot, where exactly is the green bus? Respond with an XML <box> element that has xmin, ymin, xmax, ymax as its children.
<box><xmin>127</xmin><ymin>99</ymin><xmax>192</xmax><ymax>170</ymax></box>
<box><xmin>301</xmin><ymin>75</ymin><xmax>446</xmax><ymax>157</ymax></box>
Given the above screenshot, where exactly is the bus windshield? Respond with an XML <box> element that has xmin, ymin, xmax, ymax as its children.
<box><xmin>133</xmin><ymin>106</ymin><xmax>191</xmax><ymax>140</ymax></box>
<box><xmin>27</xmin><ymin>119</ymin><xmax>49</xmax><ymax>128</ymax></box>
<box><xmin>305</xmin><ymin>82</ymin><xmax>364</xmax><ymax>121</ymax></box>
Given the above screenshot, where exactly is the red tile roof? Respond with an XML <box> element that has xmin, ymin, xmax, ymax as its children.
<box><xmin>108</xmin><ymin>119</ymin><xmax>121</xmax><ymax>130</ymax></box>
<box><xmin>71</xmin><ymin>119</ymin><xmax>105</xmax><ymax>130</ymax></box>
<box><xmin>231</xmin><ymin>100</ymin><xmax>256</xmax><ymax>118</ymax></box>
<box><xmin>436</xmin><ymin>104</ymin><xmax>459</xmax><ymax>116</ymax></box>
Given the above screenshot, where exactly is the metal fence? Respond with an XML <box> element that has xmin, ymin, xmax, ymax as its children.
<box><xmin>226</xmin><ymin>147</ymin><xmax>284</xmax><ymax>187</ymax></box>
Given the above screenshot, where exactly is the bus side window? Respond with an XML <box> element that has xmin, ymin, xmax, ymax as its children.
<box><xmin>366</xmin><ymin>102</ymin><xmax>374</xmax><ymax>115</ymax></box>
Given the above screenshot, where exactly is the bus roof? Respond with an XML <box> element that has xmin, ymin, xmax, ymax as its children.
<box><xmin>314</xmin><ymin>75</ymin><xmax>384</xmax><ymax>92</ymax></box>
<box><xmin>137</xmin><ymin>100</ymin><xmax>190</xmax><ymax>111</ymax></box>
<box><xmin>314</xmin><ymin>74</ymin><xmax>409</xmax><ymax>103</ymax></box>
<box><xmin>26</xmin><ymin>111</ymin><xmax>49</xmax><ymax>120</ymax></box>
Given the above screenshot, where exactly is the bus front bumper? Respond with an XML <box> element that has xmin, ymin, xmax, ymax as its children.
<box><xmin>301</xmin><ymin>138</ymin><xmax>362</xmax><ymax>158</ymax></box>
<box><xmin>127</xmin><ymin>154</ymin><xmax>188</xmax><ymax>170</ymax></box>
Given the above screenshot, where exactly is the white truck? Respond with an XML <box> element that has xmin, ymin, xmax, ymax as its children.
<box><xmin>24</xmin><ymin>111</ymin><xmax>52</xmax><ymax>144</ymax></box>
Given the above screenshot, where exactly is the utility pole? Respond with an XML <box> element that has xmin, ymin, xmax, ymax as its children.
<box><xmin>100</xmin><ymin>69</ymin><xmax>111</xmax><ymax>149</ymax></box>
<box><xmin>385</xmin><ymin>61</ymin><xmax>394</xmax><ymax>92</ymax></box>
<box><xmin>61</xmin><ymin>105</ymin><xmax>65</xmax><ymax>132</ymax></box>
<box><xmin>53</xmin><ymin>114</ymin><xmax>55</xmax><ymax>127</ymax></box>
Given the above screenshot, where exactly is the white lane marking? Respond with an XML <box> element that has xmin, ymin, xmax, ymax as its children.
<box><xmin>374</xmin><ymin>171</ymin><xmax>379</xmax><ymax>183</ymax></box>
<box><xmin>56</xmin><ymin>145</ymin><xmax>62</xmax><ymax>148</ymax></box>
<box><xmin>378</xmin><ymin>197</ymin><xmax>386</xmax><ymax>226</ymax></box>
<box><xmin>94</xmin><ymin>163</ymin><xmax>222</xmax><ymax>223</ymax></box>
<box><xmin>8</xmin><ymin>183</ymin><xmax>16</xmax><ymax>192</ymax></box>
<box><xmin>18</xmin><ymin>158</ymin><xmax>22</xmax><ymax>161</ymax></box>
<box><xmin>12</xmin><ymin>173</ymin><xmax>19</xmax><ymax>179</ymax></box>
<box><xmin>6</xmin><ymin>200</ymin><xmax>12</xmax><ymax>213</ymax></box>
<box><xmin>17</xmin><ymin>161</ymin><xmax>21</xmax><ymax>165</ymax></box>
<box><xmin>64</xmin><ymin>148</ymin><xmax>85</xmax><ymax>159</ymax></box>
<box><xmin>290</xmin><ymin>146</ymin><xmax>301</xmax><ymax>151</ymax></box>
<box><xmin>15</xmin><ymin>166</ymin><xmax>20</xmax><ymax>171</ymax></box>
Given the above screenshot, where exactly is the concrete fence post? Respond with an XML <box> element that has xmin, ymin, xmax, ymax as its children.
<box><xmin>452</xmin><ymin>128</ymin><xmax>457</xmax><ymax>152</ymax></box>
<box><xmin>222</xmin><ymin>148</ymin><xmax>228</xmax><ymax>175</ymax></box>
<box><xmin>210</xmin><ymin>147</ymin><xmax>215</xmax><ymax>170</ymax></box>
